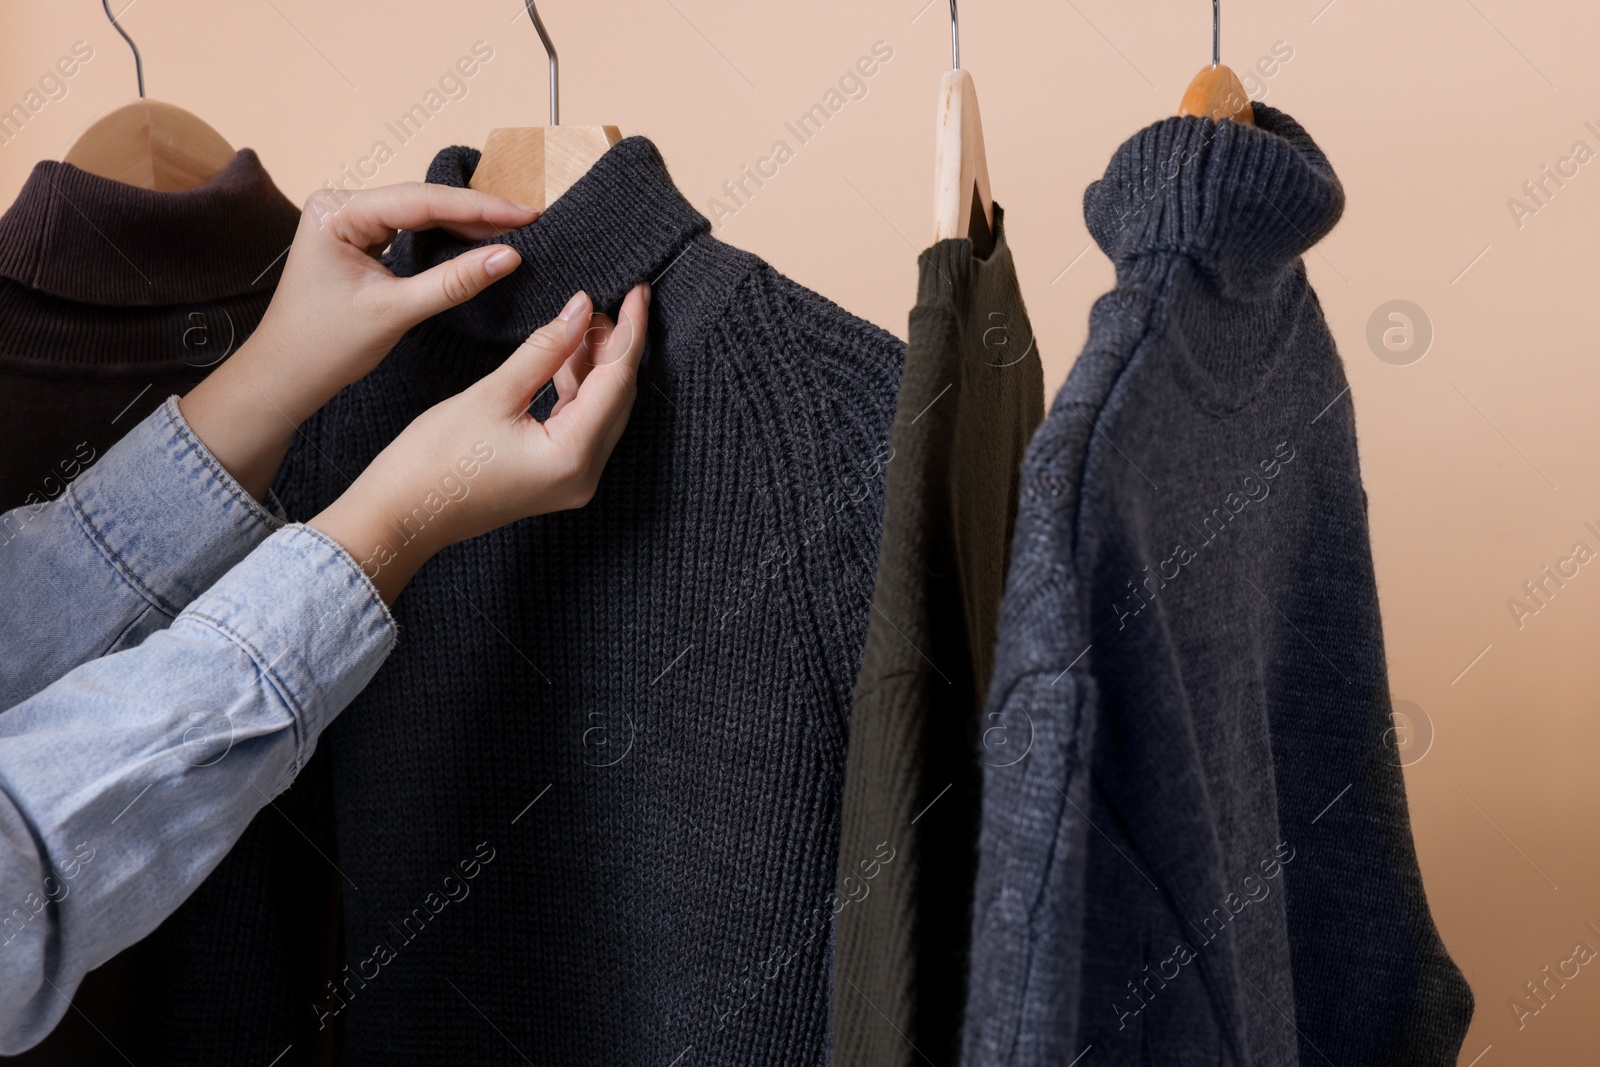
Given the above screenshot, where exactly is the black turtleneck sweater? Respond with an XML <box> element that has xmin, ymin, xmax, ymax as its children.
<box><xmin>0</xmin><ymin>152</ymin><xmax>326</xmax><ymax>1067</ymax></box>
<box><xmin>0</xmin><ymin>151</ymin><xmax>299</xmax><ymax>513</ymax></box>
<box><xmin>261</xmin><ymin>137</ymin><xmax>903</xmax><ymax>1064</ymax></box>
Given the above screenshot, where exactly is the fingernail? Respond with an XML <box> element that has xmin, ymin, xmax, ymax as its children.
<box><xmin>559</xmin><ymin>291</ymin><xmax>590</xmax><ymax>322</ymax></box>
<box><xmin>642</xmin><ymin>282</ymin><xmax>652</xmax><ymax>307</ymax></box>
<box><xmin>513</xmin><ymin>202</ymin><xmax>538</xmax><ymax>213</ymax></box>
<box><xmin>484</xmin><ymin>247</ymin><xmax>520</xmax><ymax>278</ymax></box>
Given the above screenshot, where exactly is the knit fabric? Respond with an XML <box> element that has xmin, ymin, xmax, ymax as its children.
<box><xmin>0</xmin><ymin>151</ymin><xmax>324</xmax><ymax>1067</ymax></box>
<box><xmin>0</xmin><ymin>150</ymin><xmax>299</xmax><ymax>513</ymax></box>
<box><xmin>833</xmin><ymin>206</ymin><xmax>1042</xmax><ymax>1067</ymax></box>
<box><xmin>265</xmin><ymin>136</ymin><xmax>904</xmax><ymax>1064</ymax></box>
<box><xmin>962</xmin><ymin>105</ymin><xmax>1472</xmax><ymax>1065</ymax></box>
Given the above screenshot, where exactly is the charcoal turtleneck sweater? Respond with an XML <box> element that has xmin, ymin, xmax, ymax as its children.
<box><xmin>258</xmin><ymin>137</ymin><xmax>903</xmax><ymax>1064</ymax></box>
<box><xmin>963</xmin><ymin>105</ymin><xmax>1472</xmax><ymax>1065</ymax></box>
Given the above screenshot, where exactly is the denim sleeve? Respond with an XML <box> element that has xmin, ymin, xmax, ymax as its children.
<box><xmin>0</xmin><ymin>524</ymin><xmax>396</xmax><ymax>1055</ymax></box>
<box><xmin>0</xmin><ymin>396</ymin><xmax>286</xmax><ymax>710</ymax></box>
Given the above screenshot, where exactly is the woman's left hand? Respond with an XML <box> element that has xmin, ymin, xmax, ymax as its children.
<box><xmin>178</xmin><ymin>182</ymin><xmax>539</xmax><ymax>500</ymax></box>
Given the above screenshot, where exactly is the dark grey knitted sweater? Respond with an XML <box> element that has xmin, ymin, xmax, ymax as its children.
<box><xmin>963</xmin><ymin>105</ymin><xmax>1472</xmax><ymax>1065</ymax></box>
<box><xmin>268</xmin><ymin>137</ymin><xmax>904</xmax><ymax>1064</ymax></box>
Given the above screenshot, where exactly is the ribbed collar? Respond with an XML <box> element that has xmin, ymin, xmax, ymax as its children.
<box><xmin>389</xmin><ymin>136</ymin><xmax>712</xmax><ymax>347</ymax></box>
<box><xmin>0</xmin><ymin>149</ymin><xmax>300</xmax><ymax>306</ymax></box>
<box><xmin>1084</xmin><ymin>104</ymin><xmax>1343</xmax><ymax>295</ymax></box>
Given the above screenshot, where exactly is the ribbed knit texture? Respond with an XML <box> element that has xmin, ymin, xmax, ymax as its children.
<box><xmin>962</xmin><ymin>105</ymin><xmax>1472</xmax><ymax>1066</ymax></box>
<box><xmin>264</xmin><ymin>137</ymin><xmax>904</xmax><ymax>1064</ymax></box>
<box><xmin>0</xmin><ymin>151</ymin><xmax>322</xmax><ymax>1067</ymax></box>
<box><xmin>0</xmin><ymin>150</ymin><xmax>298</xmax><ymax>512</ymax></box>
<box><xmin>833</xmin><ymin>206</ymin><xmax>1043</xmax><ymax>1067</ymax></box>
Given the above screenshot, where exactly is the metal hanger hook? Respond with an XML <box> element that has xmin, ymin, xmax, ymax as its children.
<box><xmin>101</xmin><ymin>0</ymin><xmax>144</xmax><ymax>99</ymax></box>
<box><xmin>524</xmin><ymin>0</ymin><xmax>559</xmax><ymax>125</ymax></box>
<box><xmin>949</xmin><ymin>0</ymin><xmax>960</xmax><ymax>71</ymax></box>
<box><xmin>1212</xmin><ymin>0</ymin><xmax>1221</xmax><ymax>68</ymax></box>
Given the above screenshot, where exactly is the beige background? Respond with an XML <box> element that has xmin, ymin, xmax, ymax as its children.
<box><xmin>3</xmin><ymin>0</ymin><xmax>1598</xmax><ymax>1061</ymax></box>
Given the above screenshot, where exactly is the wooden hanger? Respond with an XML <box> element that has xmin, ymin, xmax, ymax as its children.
<box><xmin>933</xmin><ymin>0</ymin><xmax>994</xmax><ymax>256</ymax></box>
<box><xmin>63</xmin><ymin>0</ymin><xmax>235</xmax><ymax>191</ymax></box>
<box><xmin>470</xmin><ymin>1</ymin><xmax>620</xmax><ymax>209</ymax></box>
<box><xmin>1178</xmin><ymin>0</ymin><xmax>1255</xmax><ymax>126</ymax></box>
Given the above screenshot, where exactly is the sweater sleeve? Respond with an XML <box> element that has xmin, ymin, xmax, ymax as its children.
<box><xmin>961</xmin><ymin>400</ymin><xmax>1104</xmax><ymax>1066</ymax></box>
<box><xmin>0</xmin><ymin>396</ymin><xmax>286</xmax><ymax>710</ymax></box>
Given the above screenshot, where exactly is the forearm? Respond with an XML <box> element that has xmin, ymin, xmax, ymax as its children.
<box><xmin>304</xmin><ymin>415</ymin><xmax>492</xmax><ymax>607</ymax></box>
<box><xmin>0</xmin><ymin>524</ymin><xmax>393</xmax><ymax>1054</ymax></box>
<box><xmin>309</xmin><ymin>485</ymin><xmax>440</xmax><ymax>606</ymax></box>
<box><xmin>177</xmin><ymin>331</ymin><xmax>337</xmax><ymax>503</ymax></box>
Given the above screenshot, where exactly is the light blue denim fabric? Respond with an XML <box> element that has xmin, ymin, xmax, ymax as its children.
<box><xmin>0</xmin><ymin>397</ymin><xmax>396</xmax><ymax>1053</ymax></box>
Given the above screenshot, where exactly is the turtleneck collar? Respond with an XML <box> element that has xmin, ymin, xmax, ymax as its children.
<box><xmin>389</xmin><ymin>136</ymin><xmax>713</xmax><ymax>346</ymax></box>
<box><xmin>1084</xmin><ymin>104</ymin><xmax>1344</xmax><ymax>296</ymax></box>
<box><xmin>0</xmin><ymin>149</ymin><xmax>300</xmax><ymax>307</ymax></box>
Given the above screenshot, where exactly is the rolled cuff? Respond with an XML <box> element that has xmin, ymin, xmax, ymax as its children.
<box><xmin>66</xmin><ymin>395</ymin><xmax>285</xmax><ymax>616</ymax></box>
<box><xmin>179</xmin><ymin>524</ymin><xmax>397</xmax><ymax>776</ymax></box>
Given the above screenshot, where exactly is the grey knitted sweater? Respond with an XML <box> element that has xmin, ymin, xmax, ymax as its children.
<box><xmin>963</xmin><ymin>105</ymin><xmax>1472</xmax><ymax>1065</ymax></box>
<box><xmin>184</xmin><ymin>137</ymin><xmax>900</xmax><ymax>1064</ymax></box>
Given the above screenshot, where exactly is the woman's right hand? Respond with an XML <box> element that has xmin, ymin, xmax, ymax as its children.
<box><xmin>309</xmin><ymin>284</ymin><xmax>650</xmax><ymax>603</ymax></box>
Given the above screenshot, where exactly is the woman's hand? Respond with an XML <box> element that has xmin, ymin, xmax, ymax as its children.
<box><xmin>179</xmin><ymin>183</ymin><xmax>540</xmax><ymax>501</ymax></box>
<box><xmin>309</xmin><ymin>285</ymin><xmax>650</xmax><ymax>604</ymax></box>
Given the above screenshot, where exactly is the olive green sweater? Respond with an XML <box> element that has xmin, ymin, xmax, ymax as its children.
<box><xmin>833</xmin><ymin>206</ymin><xmax>1044</xmax><ymax>1067</ymax></box>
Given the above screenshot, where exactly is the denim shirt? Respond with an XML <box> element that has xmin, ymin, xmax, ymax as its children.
<box><xmin>0</xmin><ymin>397</ymin><xmax>396</xmax><ymax>1054</ymax></box>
